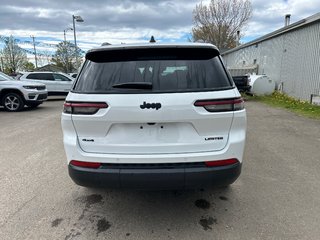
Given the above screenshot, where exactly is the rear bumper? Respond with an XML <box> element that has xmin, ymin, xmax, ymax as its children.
<box><xmin>68</xmin><ymin>162</ymin><xmax>241</xmax><ymax>190</ymax></box>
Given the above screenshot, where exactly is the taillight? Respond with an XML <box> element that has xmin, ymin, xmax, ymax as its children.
<box><xmin>70</xmin><ymin>160</ymin><xmax>101</xmax><ymax>169</ymax></box>
<box><xmin>63</xmin><ymin>102</ymin><xmax>108</xmax><ymax>115</ymax></box>
<box><xmin>205</xmin><ymin>158</ymin><xmax>239</xmax><ymax>167</ymax></box>
<box><xmin>194</xmin><ymin>98</ymin><xmax>244</xmax><ymax>112</ymax></box>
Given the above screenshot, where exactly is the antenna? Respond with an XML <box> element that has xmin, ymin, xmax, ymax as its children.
<box><xmin>149</xmin><ymin>36</ymin><xmax>156</xmax><ymax>43</ymax></box>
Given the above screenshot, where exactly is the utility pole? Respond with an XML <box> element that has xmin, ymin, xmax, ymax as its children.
<box><xmin>30</xmin><ymin>35</ymin><xmax>38</xmax><ymax>69</ymax></box>
<box><xmin>72</xmin><ymin>15</ymin><xmax>78</xmax><ymax>67</ymax></box>
<box><xmin>0</xmin><ymin>57</ymin><xmax>4</xmax><ymax>72</ymax></box>
<box><xmin>64</xmin><ymin>28</ymin><xmax>73</xmax><ymax>43</ymax></box>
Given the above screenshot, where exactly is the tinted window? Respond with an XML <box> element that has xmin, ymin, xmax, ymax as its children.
<box><xmin>74</xmin><ymin>48</ymin><xmax>232</xmax><ymax>93</ymax></box>
<box><xmin>27</xmin><ymin>73</ymin><xmax>54</xmax><ymax>80</ymax></box>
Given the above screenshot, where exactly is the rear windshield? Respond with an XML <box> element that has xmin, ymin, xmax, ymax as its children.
<box><xmin>73</xmin><ymin>47</ymin><xmax>232</xmax><ymax>93</ymax></box>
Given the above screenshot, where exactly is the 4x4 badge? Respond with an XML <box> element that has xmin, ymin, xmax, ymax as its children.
<box><xmin>140</xmin><ymin>101</ymin><xmax>161</xmax><ymax>110</ymax></box>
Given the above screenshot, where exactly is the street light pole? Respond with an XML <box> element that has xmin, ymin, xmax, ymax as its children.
<box><xmin>72</xmin><ymin>15</ymin><xmax>77</xmax><ymax>49</ymax></box>
<box><xmin>72</xmin><ymin>15</ymin><xmax>84</xmax><ymax>68</ymax></box>
<box><xmin>63</xmin><ymin>28</ymin><xmax>73</xmax><ymax>73</ymax></box>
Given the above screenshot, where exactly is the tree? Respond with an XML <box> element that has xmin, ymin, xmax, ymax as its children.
<box><xmin>192</xmin><ymin>0</ymin><xmax>252</xmax><ymax>50</ymax></box>
<box><xmin>51</xmin><ymin>41</ymin><xmax>82</xmax><ymax>73</ymax></box>
<box><xmin>0</xmin><ymin>35</ymin><xmax>28</xmax><ymax>74</ymax></box>
<box><xmin>37</xmin><ymin>49</ymin><xmax>52</xmax><ymax>67</ymax></box>
<box><xmin>21</xmin><ymin>61</ymin><xmax>35</xmax><ymax>72</ymax></box>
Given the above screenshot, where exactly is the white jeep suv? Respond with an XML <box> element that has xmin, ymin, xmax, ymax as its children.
<box><xmin>61</xmin><ymin>43</ymin><xmax>246</xmax><ymax>189</ymax></box>
<box><xmin>0</xmin><ymin>71</ymin><xmax>47</xmax><ymax>112</ymax></box>
<box><xmin>19</xmin><ymin>71</ymin><xmax>74</xmax><ymax>95</ymax></box>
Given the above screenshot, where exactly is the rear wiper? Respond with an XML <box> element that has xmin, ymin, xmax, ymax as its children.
<box><xmin>112</xmin><ymin>82</ymin><xmax>152</xmax><ymax>90</ymax></box>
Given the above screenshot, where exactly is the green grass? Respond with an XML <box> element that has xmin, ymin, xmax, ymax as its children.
<box><xmin>243</xmin><ymin>91</ymin><xmax>320</xmax><ymax>119</ymax></box>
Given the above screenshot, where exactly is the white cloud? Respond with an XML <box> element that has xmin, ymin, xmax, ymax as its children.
<box><xmin>1</xmin><ymin>0</ymin><xmax>320</xmax><ymax>65</ymax></box>
<box><xmin>243</xmin><ymin>0</ymin><xmax>320</xmax><ymax>40</ymax></box>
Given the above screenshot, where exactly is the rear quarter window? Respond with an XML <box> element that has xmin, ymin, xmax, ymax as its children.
<box><xmin>74</xmin><ymin>47</ymin><xmax>233</xmax><ymax>93</ymax></box>
<box><xmin>53</xmin><ymin>74</ymin><xmax>71</xmax><ymax>81</ymax></box>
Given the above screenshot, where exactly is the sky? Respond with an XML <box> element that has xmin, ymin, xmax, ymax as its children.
<box><xmin>1</xmin><ymin>0</ymin><xmax>320</xmax><ymax>65</ymax></box>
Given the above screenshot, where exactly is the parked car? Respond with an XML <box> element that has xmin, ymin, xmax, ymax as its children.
<box><xmin>0</xmin><ymin>71</ymin><xmax>47</xmax><ymax>112</ymax></box>
<box><xmin>232</xmin><ymin>75</ymin><xmax>251</xmax><ymax>93</ymax></box>
<box><xmin>69</xmin><ymin>73</ymin><xmax>78</xmax><ymax>79</ymax></box>
<box><xmin>61</xmin><ymin>43</ymin><xmax>247</xmax><ymax>189</ymax></box>
<box><xmin>19</xmin><ymin>72</ymin><xmax>74</xmax><ymax>95</ymax></box>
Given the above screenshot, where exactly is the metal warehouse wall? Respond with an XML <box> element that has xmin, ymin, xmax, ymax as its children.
<box><xmin>222</xmin><ymin>22</ymin><xmax>320</xmax><ymax>101</ymax></box>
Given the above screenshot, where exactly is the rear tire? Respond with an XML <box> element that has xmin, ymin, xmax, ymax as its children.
<box><xmin>2</xmin><ymin>93</ymin><xmax>25</xmax><ymax>112</ymax></box>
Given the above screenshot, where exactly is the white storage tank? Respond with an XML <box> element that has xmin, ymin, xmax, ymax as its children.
<box><xmin>249</xmin><ymin>74</ymin><xmax>275</xmax><ymax>95</ymax></box>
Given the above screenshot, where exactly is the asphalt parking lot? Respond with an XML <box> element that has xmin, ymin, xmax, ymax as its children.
<box><xmin>0</xmin><ymin>99</ymin><xmax>320</xmax><ymax>240</ymax></box>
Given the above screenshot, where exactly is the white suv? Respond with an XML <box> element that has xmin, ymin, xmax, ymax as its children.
<box><xmin>19</xmin><ymin>71</ymin><xmax>74</xmax><ymax>95</ymax></box>
<box><xmin>61</xmin><ymin>43</ymin><xmax>246</xmax><ymax>189</ymax></box>
<box><xmin>0</xmin><ymin>71</ymin><xmax>47</xmax><ymax>111</ymax></box>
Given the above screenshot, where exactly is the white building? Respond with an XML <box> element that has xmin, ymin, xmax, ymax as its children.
<box><xmin>222</xmin><ymin>13</ymin><xmax>320</xmax><ymax>102</ymax></box>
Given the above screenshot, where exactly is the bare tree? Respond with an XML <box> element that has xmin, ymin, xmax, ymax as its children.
<box><xmin>192</xmin><ymin>0</ymin><xmax>252</xmax><ymax>51</ymax></box>
<box><xmin>51</xmin><ymin>41</ymin><xmax>82</xmax><ymax>73</ymax></box>
<box><xmin>37</xmin><ymin>49</ymin><xmax>54</xmax><ymax>67</ymax></box>
<box><xmin>0</xmin><ymin>35</ymin><xmax>28</xmax><ymax>74</ymax></box>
